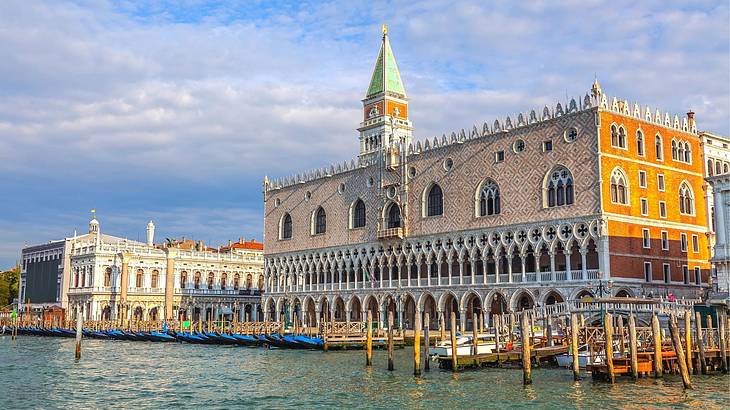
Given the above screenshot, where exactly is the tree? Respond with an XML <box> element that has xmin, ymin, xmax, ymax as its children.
<box><xmin>0</xmin><ymin>266</ymin><xmax>20</xmax><ymax>306</ymax></box>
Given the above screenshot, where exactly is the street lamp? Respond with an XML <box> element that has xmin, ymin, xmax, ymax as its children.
<box><xmin>593</xmin><ymin>270</ymin><xmax>614</xmax><ymax>322</ymax></box>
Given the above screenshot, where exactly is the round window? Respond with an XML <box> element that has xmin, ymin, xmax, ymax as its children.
<box><xmin>443</xmin><ymin>157</ymin><xmax>454</xmax><ymax>171</ymax></box>
<box><xmin>565</xmin><ymin>127</ymin><xmax>578</xmax><ymax>142</ymax></box>
<box><xmin>409</xmin><ymin>166</ymin><xmax>417</xmax><ymax>178</ymax></box>
<box><xmin>338</xmin><ymin>183</ymin><xmax>346</xmax><ymax>194</ymax></box>
<box><xmin>304</xmin><ymin>191</ymin><xmax>311</xmax><ymax>201</ymax></box>
<box><xmin>274</xmin><ymin>198</ymin><xmax>281</xmax><ymax>207</ymax></box>
<box><xmin>513</xmin><ymin>139</ymin><xmax>526</xmax><ymax>153</ymax></box>
<box><xmin>387</xmin><ymin>186</ymin><xmax>397</xmax><ymax>199</ymax></box>
<box><xmin>367</xmin><ymin>177</ymin><xmax>375</xmax><ymax>187</ymax></box>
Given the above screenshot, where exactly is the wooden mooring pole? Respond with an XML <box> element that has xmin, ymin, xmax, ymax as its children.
<box><xmin>546</xmin><ymin>315</ymin><xmax>554</xmax><ymax>347</ymax></box>
<box><xmin>366</xmin><ymin>311</ymin><xmax>373</xmax><ymax>367</ymax></box>
<box><xmin>450</xmin><ymin>312</ymin><xmax>458</xmax><ymax>372</ymax></box>
<box><xmin>628</xmin><ymin>314</ymin><xmax>639</xmax><ymax>379</ymax></box>
<box><xmin>414</xmin><ymin>312</ymin><xmax>421</xmax><ymax>376</ymax></box>
<box><xmin>74</xmin><ymin>313</ymin><xmax>82</xmax><ymax>360</ymax></box>
<box><xmin>494</xmin><ymin>314</ymin><xmax>501</xmax><ymax>353</ymax></box>
<box><xmin>695</xmin><ymin>311</ymin><xmax>707</xmax><ymax>375</ymax></box>
<box><xmin>684</xmin><ymin>310</ymin><xmax>692</xmax><ymax>375</ymax></box>
<box><xmin>472</xmin><ymin>311</ymin><xmax>479</xmax><ymax>355</ymax></box>
<box><xmin>617</xmin><ymin>317</ymin><xmax>625</xmax><ymax>357</ymax></box>
<box><xmin>424</xmin><ymin>312</ymin><xmax>430</xmax><ymax>372</ymax></box>
<box><xmin>440</xmin><ymin>313</ymin><xmax>446</xmax><ymax>342</ymax></box>
<box><xmin>652</xmin><ymin>313</ymin><xmax>663</xmax><ymax>378</ymax></box>
<box><xmin>668</xmin><ymin>313</ymin><xmax>692</xmax><ymax>389</ymax></box>
<box><xmin>707</xmin><ymin>314</ymin><xmax>715</xmax><ymax>349</ymax></box>
<box><xmin>387</xmin><ymin>311</ymin><xmax>394</xmax><ymax>371</ymax></box>
<box><xmin>521</xmin><ymin>311</ymin><xmax>532</xmax><ymax>385</ymax></box>
<box><xmin>719</xmin><ymin>312</ymin><xmax>728</xmax><ymax>374</ymax></box>
<box><xmin>570</xmin><ymin>313</ymin><xmax>580</xmax><ymax>381</ymax></box>
<box><xmin>604</xmin><ymin>312</ymin><xmax>615</xmax><ymax>384</ymax></box>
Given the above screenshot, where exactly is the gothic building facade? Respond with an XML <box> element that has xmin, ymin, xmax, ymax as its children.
<box><xmin>262</xmin><ymin>29</ymin><xmax>712</xmax><ymax>330</ymax></box>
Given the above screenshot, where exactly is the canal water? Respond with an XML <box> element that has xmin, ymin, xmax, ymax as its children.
<box><xmin>1</xmin><ymin>335</ymin><xmax>728</xmax><ymax>409</ymax></box>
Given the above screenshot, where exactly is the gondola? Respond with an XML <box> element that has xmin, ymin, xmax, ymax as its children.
<box><xmin>292</xmin><ymin>335</ymin><xmax>324</xmax><ymax>349</ymax></box>
<box><xmin>230</xmin><ymin>334</ymin><xmax>260</xmax><ymax>347</ymax></box>
<box><xmin>149</xmin><ymin>331</ymin><xmax>176</xmax><ymax>342</ymax></box>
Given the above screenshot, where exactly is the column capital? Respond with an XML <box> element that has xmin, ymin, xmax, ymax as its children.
<box><xmin>119</xmin><ymin>251</ymin><xmax>132</xmax><ymax>264</ymax></box>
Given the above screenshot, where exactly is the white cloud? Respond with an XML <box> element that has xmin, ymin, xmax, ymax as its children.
<box><xmin>0</xmin><ymin>0</ymin><xmax>727</xmax><ymax>266</ymax></box>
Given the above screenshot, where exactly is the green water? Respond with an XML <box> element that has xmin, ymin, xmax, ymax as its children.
<box><xmin>1</xmin><ymin>335</ymin><xmax>728</xmax><ymax>409</ymax></box>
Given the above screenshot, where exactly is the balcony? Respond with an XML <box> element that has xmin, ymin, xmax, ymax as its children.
<box><xmin>377</xmin><ymin>227</ymin><xmax>403</xmax><ymax>240</ymax></box>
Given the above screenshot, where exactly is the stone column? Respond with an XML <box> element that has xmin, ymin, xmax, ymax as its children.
<box><xmin>470</xmin><ymin>258</ymin><xmax>477</xmax><ymax>285</ymax></box>
<box><xmin>459</xmin><ymin>260</ymin><xmax>464</xmax><ymax>285</ymax></box>
<box><xmin>482</xmin><ymin>256</ymin><xmax>489</xmax><ymax>284</ymax></box>
<box><xmin>714</xmin><ymin>187</ymin><xmax>727</xmax><ymax>247</ymax></box>
<box><xmin>447</xmin><ymin>257</ymin><xmax>453</xmax><ymax>286</ymax></box>
<box><xmin>564</xmin><ymin>249</ymin><xmax>572</xmax><ymax>281</ymax></box>
<box><xmin>598</xmin><ymin>235</ymin><xmax>611</xmax><ymax>279</ymax></box>
<box><xmin>580</xmin><ymin>248</ymin><xmax>588</xmax><ymax>279</ymax></box>
<box><xmin>549</xmin><ymin>251</ymin><xmax>556</xmax><ymax>281</ymax></box>
<box><xmin>164</xmin><ymin>248</ymin><xmax>177</xmax><ymax>321</ymax></box>
<box><xmin>427</xmin><ymin>259</ymin><xmax>432</xmax><ymax>287</ymax></box>
<box><xmin>534</xmin><ymin>252</ymin><xmax>541</xmax><ymax>283</ymax></box>
<box><xmin>119</xmin><ymin>252</ymin><xmax>131</xmax><ymax>324</ymax></box>
<box><xmin>416</xmin><ymin>260</ymin><xmax>422</xmax><ymax>288</ymax></box>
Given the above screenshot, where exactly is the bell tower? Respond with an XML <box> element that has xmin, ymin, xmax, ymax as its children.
<box><xmin>358</xmin><ymin>25</ymin><xmax>413</xmax><ymax>162</ymax></box>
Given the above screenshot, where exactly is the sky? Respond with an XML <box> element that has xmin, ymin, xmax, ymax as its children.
<box><xmin>0</xmin><ymin>0</ymin><xmax>728</xmax><ymax>267</ymax></box>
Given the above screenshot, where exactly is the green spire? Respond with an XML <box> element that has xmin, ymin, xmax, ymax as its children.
<box><xmin>366</xmin><ymin>29</ymin><xmax>406</xmax><ymax>98</ymax></box>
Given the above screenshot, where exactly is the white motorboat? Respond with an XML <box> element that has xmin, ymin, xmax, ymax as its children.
<box><xmin>430</xmin><ymin>334</ymin><xmax>506</xmax><ymax>357</ymax></box>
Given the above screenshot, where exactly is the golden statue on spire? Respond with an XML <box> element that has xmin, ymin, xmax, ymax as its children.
<box><xmin>382</xmin><ymin>23</ymin><xmax>388</xmax><ymax>35</ymax></box>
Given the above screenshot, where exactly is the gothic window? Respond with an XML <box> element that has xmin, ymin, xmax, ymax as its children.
<box><xmin>478</xmin><ymin>179</ymin><xmax>501</xmax><ymax>216</ymax></box>
<box><xmin>708</xmin><ymin>159</ymin><xmax>714</xmax><ymax>176</ymax></box>
<box><xmin>610</xmin><ymin>168</ymin><xmax>629</xmax><ymax>205</ymax></box>
<box><xmin>151</xmin><ymin>270</ymin><xmax>159</xmax><ymax>288</ymax></box>
<box><xmin>678</xmin><ymin>182</ymin><xmax>694</xmax><ymax>215</ymax></box>
<box><xmin>104</xmin><ymin>267</ymin><xmax>111</xmax><ymax>287</ymax></box>
<box><xmin>280</xmin><ymin>213</ymin><xmax>292</xmax><ymax>239</ymax></box>
<box><xmin>207</xmin><ymin>272</ymin><xmax>214</xmax><ymax>290</ymax></box>
<box><xmin>671</xmin><ymin>139</ymin><xmax>678</xmax><ymax>160</ymax></box>
<box><xmin>314</xmin><ymin>207</ymin><xmax>326</xmax><ymax>234</ymax></box>
<box><xmin>220</xmin><ymin>273</ymin><xmax>227</xmax><ymax>290</ymax></box>
<box><xmin>352</xmin><ymin>199</ymin><xmax>366</xmax><ymax>228</ymax></box>
<box><xmin>136</xmin><ymin>269</ymin><xmax>144</xmax><ymax>288</ymax></box>
<box><xmin>545</xmin><ymin>166</ymin><xmax>574</xmax><ymax>208</ymax></box>
<box><xmin>637</xmin><ymin>130</ymin><xmax>644</xmax><ymax>156</ymax></box>
<box><xmin>611</xmin><ymin>125</ymin><xmax>618</xmax><ymax>147</ymax></box>
<box><xmin>618</xmin><ymin>126</ymin><xmax>626</xmax><ymax>148</ymax></box>
<box><xmin>386</xmin><ymin>202</ymin><xmax>402</xmax><ymax>228</ymax></box>
<box><xmin>194</xmin><ymin>272</ymin><xmax>201</xmax><ymax>289</ymax></box>
<box><xmin>684</xmin><ymin>142</ymin><xmax>691</xmax><ymax>163</ymax></box>
<box><xmin>180</xmin><ymin>271</ymin><xmax>188</xmax><ymax>288</ymax></box>
<box><xmin>426</xmin><ymin>184</ymin><xmax>443</xmax><ymax>216</ymax></box>
<box><xmin>655</xmin><ymin>135</ymin><xmax>663</xmax><ymax>160</ymax></box>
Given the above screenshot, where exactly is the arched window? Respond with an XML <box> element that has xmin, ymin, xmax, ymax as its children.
<box><xmin>725</xmin><ymin>163</ymin><xmax>729</xmax><ymax>174</ymax></box>
<box><xmin>234</xmin><ymin>273</ymin><xmax>240</xmax><ymax>290</ymax></box>
<box><xmin>716</xmin><ymin>161</ymin><xmax>722</xmax><ymax>176</ymax></box>
<box><xmin>610</xmin><ymin>125</ymin><xmax>618</xmax><ymax>147</ymax></box>
<box><xmin>280</xmin><ymin>213</ymin><xmax>292</xmax><ymax>239</ymax></box>
<box><xmin>610</xmin><ymin>168</ymin><xmax>629</xmax><ymax>205</ymax></box>
<box><xmin>478</xmin><ymin>179</ymin><xmax>500</xmax><ymax>216</ymax></box>
<box><xmin>684</xmin><ymin>142</ymin><xmax>691</xmax><ymax>163</ymax></box>
<box><xmin>207</xmin><ymin>272</ymin><xmax>214</xmax><ymax>289</ymax></box>
<box><xmin>671</xmin><ymin>139</ymin><xmax>678</xmax><ymax>160</ymax></box>
<box><xmin>246</xmin><ymin>274</ymin><xmax>253</xmax><ymax>289</ymax></box>
<box><xmin>618</xmin><ymin>126</ymin><xmax>626</xmax><ymax>148</ymax></box>
<box><xmin>220</xmin><ymin>273</ymin><xmax>227</xmax><ymax>290</ymax></box>
<box><xmin>104</xmin><ymin>267</ymin><xmax>111</xmax><ymax>287</ymax></box>
<box><xmin>386</xmin><ymin>202</ymin><xmax>402</xmax><ymax>228</ymax></box>
<box><xmin>655</xmin><ymin>135</ymin><xmax>663</xmax><ymax>160</ymax></box>
<box><xmin>546</xmin><ymin>166</ymin><xmax>574</xmax><ymax>208</ymax></box>
<box><xmin>314</xmin><ymin>207</ymin><xmax>326</xmax><ymax>234</ymax></box>
<box><xmin>352</xmin><ymin>199</ymin><xmax>366</xmax><ymax>228</ymax></box>
<box><xmin>679</xmin><ymin>182</ymin><xmax>694</xmax><ymax>215</ymax></box>
<box><xmin>637</xmin><ymin>130</ymin><xmax>644</xmax><ymax>156</ymax></box>
<box><xmin>136</xmin><ymin>269</ymin><xmax>144</xmax><ymax>288</ymax></box>
<box><xmin>180</xmin><ymin>271</ymin><xmax>188</xmax><ymax>288</ymax></box>
<box><xmin>708</xmin><ymin>159</ymin><xmax>714</xmax><ymax>176</ymax></box>
<box><xmin>258</xmin><ymin>274</ymin><xmax>265</xmax><ymax>290</ymax></box>
<box><xmin>151</xmin><ymin>270</ymin><xmax>159</xmax><ymax>288</ymax></box>
<box><xmin>426</xmin><ymin>184</ymin><xmax>443</xmax><ymax>216</ymax></box>
<box><xmin>194</xmin><ymin>272</ymin><xmax>201</xmax><ymax>289</ymax></box>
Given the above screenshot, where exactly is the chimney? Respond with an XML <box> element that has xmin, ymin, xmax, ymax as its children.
<box><xmin>686</xmin><ymin>110</ymin><xmax>695</xmax><ymax>130</ymax></box>
<box><xmin>239</xmin><ymin>236</ymin><xmax>244</xmax><ymax>244</ymax></box>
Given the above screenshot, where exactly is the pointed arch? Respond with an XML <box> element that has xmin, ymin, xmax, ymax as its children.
<box><xmin>279</xmin><ymin>213</ymin><xmax>292</xmax><ymax>239</ymax></box>
<box><xmin>678</xmin><ymin>181</ymin><xmax>694</xmax><ymax>215</ymax></box>
<box><xmin>476</xmin><ymin>178</ymin><xmax>500</xmax><ymax>217</ymax></box>
<box><xmin>636</xmin><ymin>129</ymin><xmax>645</xmax><ymax>156</ymax></box>
<box><xmin>655</xmin><ymin>134</ymin><xmax>663</xmax><ymax>160</ymax></box>
<box><xmin>312</xmin><ymin>207</ymin><xmax>326</xmax><ymax>235</ymax></box>
<box><xmin>423</xmin><ymin>182</ymin><xmax>444</xmax><ymax>217</ymax></box>
<box><xmin>610</xmin><ymin>167</ymin><xmax>629</xmax><ymax>205</ymax></box>
<box><xmin>544</xmin><ymin>165</ymin><xmax>574</xmax><ymax>208</ymax></box>
<box><xmin>350</xmin><ymin>198</ymin><xmax>366</xmax><ymax>229</ymax></box>
<box><xmin>384</xmin><ymin>201</ymin><xmax>402</xmax><ymax>228</ymax></box>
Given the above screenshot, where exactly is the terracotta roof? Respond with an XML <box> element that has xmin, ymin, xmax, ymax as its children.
<box><xmin>221</xmin><ymin>240</ymin><xmax>264</xmax><ymax>251</ymax></box>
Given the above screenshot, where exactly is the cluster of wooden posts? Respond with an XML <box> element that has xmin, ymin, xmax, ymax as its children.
<box><xmin>361</xmin><ymin>308</ymin><xmax>729</xmax><ymax>390</ymax></box>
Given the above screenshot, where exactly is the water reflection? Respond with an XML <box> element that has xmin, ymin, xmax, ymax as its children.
<box><xmin>1</xmin><ymin>336</ymin><xmax>728</xmax><ymax>409</ymax></box>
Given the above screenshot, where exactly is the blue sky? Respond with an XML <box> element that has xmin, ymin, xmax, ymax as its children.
<box><xmin>0</xmin><ymin>0</ymin><xmax>728</xmax><ymax>267</ymax></box>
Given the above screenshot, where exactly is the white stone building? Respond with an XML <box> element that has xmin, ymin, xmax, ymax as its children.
<box><xmin>707</xmin><ymin>173</ymin><xmax>730</xmax><ymax>293</ymax></box>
